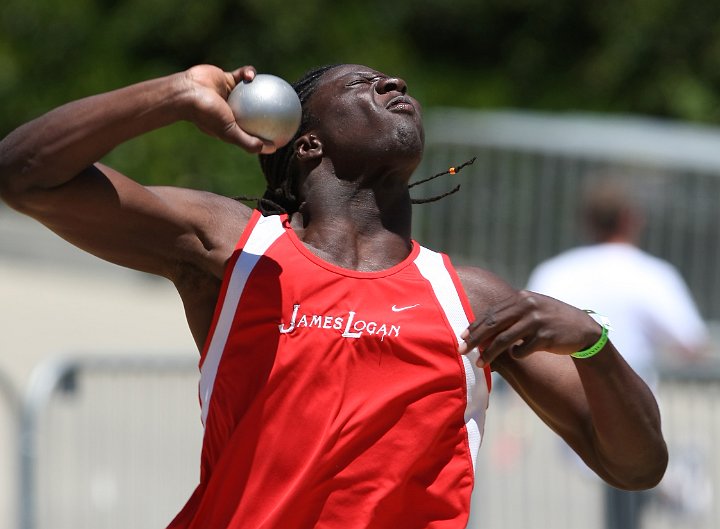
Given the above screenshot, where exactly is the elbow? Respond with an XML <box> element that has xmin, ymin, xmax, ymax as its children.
<box><xmin>607</xmin><ymin>441</ymin><xmax>669</xmax><ymax>491</ymax></box>
<box><xmin>0</xmin><ymin>149</ymin><xmax>55</xmax><ymax>213</ymax></box>
<box><xmin>0</xmin><ymin>133</ymin><xmax>46</xmax><ymax>209</ymax></box>
<box><xmin>0</xmin><ymin>157</ymin><xmax>32</xmax><ymax>209</ymax></box>
<box><xmin>0</xmin><ymin>176</ymin><xmax>23</xmax><ymax>210</ymax></box>
<box><xmin>617</xmin><ymin>461</ymin><xmax>668</xmax><ymax>491</ymax></box>
<box><xmin>0</xmin><ymin>177</ymin><xmax>34</xmax><ymax>213</ymax></box>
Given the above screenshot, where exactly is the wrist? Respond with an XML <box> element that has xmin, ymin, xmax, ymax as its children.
<box><xmin>100</xmin><ymin>73</ymin><xmax>192</xmax><ymax>129</ymax></box>
<box><xmin>177</xmin><ymin>65</ymin><xmax>234</xmax><ymax>123</ymax></box>
<box><xmin>571</xmin><ymin>310</ymin><xmax>611</xmax><ymax>359</ymax></box>
<box><xmin>169</xmin><ymin>72</ymin><xmax>203</xmax><ymax>122</ymax></box>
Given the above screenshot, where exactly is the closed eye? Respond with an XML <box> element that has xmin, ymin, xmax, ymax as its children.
<box><xmin>346</xmin><ymin>75</ymin><xmax>382</xmax><ymax>87</ymax></box>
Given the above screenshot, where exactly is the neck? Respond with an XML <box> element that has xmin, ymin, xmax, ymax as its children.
<box><xmin>291</xmin><ymin>163</ymin><xmax>414</xmax><ymax>271</ymax></box>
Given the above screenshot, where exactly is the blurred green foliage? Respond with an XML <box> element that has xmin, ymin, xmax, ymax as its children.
<box><xmin>3</xmin><ymin>0</ymin><xmax>720</xmax><ymax>194</ymax></box>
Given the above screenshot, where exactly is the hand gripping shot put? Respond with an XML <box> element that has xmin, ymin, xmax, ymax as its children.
<box><xmin>227</xmin><ymin>73</ymin><xmax>302</xmax><ymax>148</ymax></box>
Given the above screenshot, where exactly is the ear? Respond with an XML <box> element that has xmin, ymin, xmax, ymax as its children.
<box><xmin>294</xmin><ymin>133</ymin><xmax>323</xmax><ymax>161</ymax></box>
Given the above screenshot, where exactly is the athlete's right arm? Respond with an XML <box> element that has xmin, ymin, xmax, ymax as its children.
<box><xmin>0</xmin><ymin>64</ymin><xmax>271</xmax><ymax>280</ymax></box>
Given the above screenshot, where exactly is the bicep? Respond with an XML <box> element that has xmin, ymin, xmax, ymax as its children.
<box><xmin>9</xmin><ymin>163</ymin><xmax>249</xmax><ymax>279</ymax></box>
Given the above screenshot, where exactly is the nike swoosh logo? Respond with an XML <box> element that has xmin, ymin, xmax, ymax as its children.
<box><xmin>391</xmin><ymin>304</ymin><xmax>420</xmax><ymax>312</ymax></box>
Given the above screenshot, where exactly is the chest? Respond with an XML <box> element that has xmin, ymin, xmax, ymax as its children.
<box><xmin>239</xmin><ymin>251</ymin><xmax>461</xmax><ymax>363</ymax></box>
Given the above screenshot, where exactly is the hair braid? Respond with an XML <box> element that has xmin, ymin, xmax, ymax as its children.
<box><xmin>409</xmin><ymin>156</ymin><xmax>476</xmax><ymax>204</ymax></box>
<box><xmin>255</xmin><ymin>65</ymin><xmax>340</xmax><ymax>216</ymax></box>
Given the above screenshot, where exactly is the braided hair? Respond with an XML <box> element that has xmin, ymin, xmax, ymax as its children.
<box><xmin>244</xmin><ymin>65</ymin><xmax>474</xmax><ymax>216</ymax></box>
<box><xmin>256</xmin><ymin>64</ymin><xmax>339</xmax><ymax>216</ymax></box>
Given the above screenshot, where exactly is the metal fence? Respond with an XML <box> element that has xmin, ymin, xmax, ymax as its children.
<box><xmin>0</xmin><ymin>368</ymin><xmax>20</xmax><ymax>529</ymax></box>
<box><xmin>18</xmin><ymin>354</ymin><xmax>202</xmax><ymax>529</ymax></box>
<box><xmin>471</xmin><ymin>368</ymin><xmax>720</xmax><ymax>529</ymax></box>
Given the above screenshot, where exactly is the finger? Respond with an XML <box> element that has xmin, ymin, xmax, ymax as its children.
<box><xmin>457</xmin><ymin>335</ymin><xmax>488</xmax><ymax>369</ymax></box>
<box><xmin>458</xmin><ymin>311</ymin><xmax>513</xmax><ymax>355</ymax></box>
<box><xmin>458</xmin><ymin>328</ymin><xmax>486</xmax><ymax>356</ymax></box>
<box><xmin>458</xmin><ymin>292</ymin><xmax>531</xmax><ymax>357</ymax></box>
<box><xmin>458</xmin><ymin>336</ymin><xmax>470</xmax><ymax>356</ymax></box>
<box><xmin>479</xmin><ymin>319</ymin><xmax>537</xmax><ymax>366</ymax></box>
<box><xmin>260</xmin><ymin>141</ymin><xmax>277</xmax><ymax>154</ymax></box>
<box><xmin>508</xmin><ymin>336</ymin><xmax>540</xmax><ymax>360</ymax></box>
<box><xmin>221</xmin><ymin>121</ymin><xmax>266</xmax><ymax>153</ymax></box>
<box><xmin>229</xmin><ymin>65</ymin><xmax>257</xmax><ymax>84</ymax></box>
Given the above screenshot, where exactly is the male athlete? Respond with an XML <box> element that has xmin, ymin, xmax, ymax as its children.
<box><xmin>0</xmin><ymin>63</ymin><xmax>667</xmax><ymax>528</ymax></box>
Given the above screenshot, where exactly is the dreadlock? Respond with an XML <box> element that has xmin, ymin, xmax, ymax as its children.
<box><xmin>409</xmin><ymin>157</ymin><xmax>476</xmax><ymax>203</ymax></box>
<box><xmin>252</xmin><ymin>64</ymin><xmax>339</xmax><ymax>216</ymax></box>
<box><xmin>236</xmin><ymin>64</ymin><xmax>475</xmax><ymax>214</ymax></box>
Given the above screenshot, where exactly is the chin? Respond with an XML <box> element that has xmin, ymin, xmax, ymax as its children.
<box><xmin>393</xmin><ymin>123</ymin><xmax>425</xmax><ymax>161</ymax></box>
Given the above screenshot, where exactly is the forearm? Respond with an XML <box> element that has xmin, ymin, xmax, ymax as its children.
<box><xmin>496</xmin><ymin>346</ymin><xmax>667</xmax><ymax>490</ymax></box>
<box><xmin>0</xmin><ymin>73</ymin><xmax>189</xmax><ymax>197</ymax></box>
<box><xmin>458</xmin><ymin>280</ymin><xmax>669</xmax><ymax>489</ymax></box>
<box><xmin>572</xmin><ymin>342</ymin><xmax>667</xmax><ymax>489</ymax></box>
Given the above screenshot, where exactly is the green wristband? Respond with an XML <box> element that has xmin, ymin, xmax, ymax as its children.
<box><xmin>571</xmin><ymin>311</ymin><xmax>611</xmax><ymax>359</ymax></box>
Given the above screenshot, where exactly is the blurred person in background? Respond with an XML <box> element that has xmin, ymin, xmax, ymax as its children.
<box><xmin>527</xmin><ymin>177</ymin><xmax>709</xmax><ymax>529</ymax></box>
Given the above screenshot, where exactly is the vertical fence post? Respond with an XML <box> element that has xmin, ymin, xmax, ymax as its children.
<box><xmin>0</xmin><ymin>369</ymin><xmax>21</xmax><ymax>529</ymax></box>
<box><xmin>19</xmin><ymin>358</ymin><xmax>76</xmax><ymax>529</ymax></box>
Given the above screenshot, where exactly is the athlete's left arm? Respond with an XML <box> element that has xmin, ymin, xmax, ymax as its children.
<box><xmin>455</xmin><ymin>266</ymin><xmax>668</xmax><ymax>490</ymax></box>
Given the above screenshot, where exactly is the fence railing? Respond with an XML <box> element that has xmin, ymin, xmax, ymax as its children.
<box><xmin>18</xmin><ymin>354</ymin><xmax>202</xmax><ymax>529</ymax></box>
<box><xmin>0</xmin><ymin>368</ymin><xmax>20</xmax><ymax>529</ymax></box>
<box><xmin>470</xmin><ymin>365</ymin><xmax>720</xmax><ymax>529</ymax></box>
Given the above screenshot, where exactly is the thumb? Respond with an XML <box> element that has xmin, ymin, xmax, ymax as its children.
<box><xmin>222</xmin><ymin>121</ymin><xmax>277</xmax><ymax>154</ymax></box>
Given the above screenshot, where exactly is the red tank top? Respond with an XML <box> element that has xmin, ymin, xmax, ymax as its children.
<box><xmin>168</xmin><ymin>211</ymin><xmax>491</xmax><ymax>529</ymax></box>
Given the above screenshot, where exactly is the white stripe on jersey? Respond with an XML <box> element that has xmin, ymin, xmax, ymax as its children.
<box><xmin>199</xmin><ymin>215</ymin><xmax>285</xmax><ymax>426</ymax></box>
<box><xmin>414</xmin><ymin>246</ymin><xmax>489</xmax><ymax>471</ymax></box>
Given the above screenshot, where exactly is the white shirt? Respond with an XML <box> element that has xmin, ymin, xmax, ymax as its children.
<box><xmin>527</xmin><ymin>242</ymin><xmax>708</xmax><ymax>387</ymax></box>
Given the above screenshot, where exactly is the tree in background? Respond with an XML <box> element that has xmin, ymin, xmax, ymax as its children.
<box><xmin>3</xmin><ymin>0</ymin><xmax>720</xmax><ymax>193</ymax></box>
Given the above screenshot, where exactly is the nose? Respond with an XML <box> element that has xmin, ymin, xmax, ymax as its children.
<box><xmin>376</xmin><ymin>76</ymin><xmax>407</xmax><ymax>95</ymax></box>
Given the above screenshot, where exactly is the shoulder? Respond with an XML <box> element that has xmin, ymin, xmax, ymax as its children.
<box><xmin>150</xmin><ymin>185</ymin><xmax>253</xmax><ymax>220</ymax></box>
<box><xmin>632</xmin><ymin>248</ymin><xmax>681</xmax><ymax>276</ymax></box>
<box><xmin>602</xmin><ymin>245</ymin><xmax>686</xmax><ymax>287</ymax></box>
<box><xmin>527</xmin><ymin>244</ymin><xmax>626</xmax><ymax>289</ymax></box>
<box><xmin>455</xmin><ymin>265</ymin><xmax>518</xmax><ymax>310</ymax></box>
<box><xmin>151</xmin><ymin>186</ymin><xmax>256</xmax><ymax>277</ymax></box>
<box><xmin>155</xmin><ymin>186</ymin><xmax>254</xmax><ymax>234</ymax></box>
<box><xmin>532</xmin><ymin>246</ymin><xmax>595</xmax><ymax>273</ymax></box>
